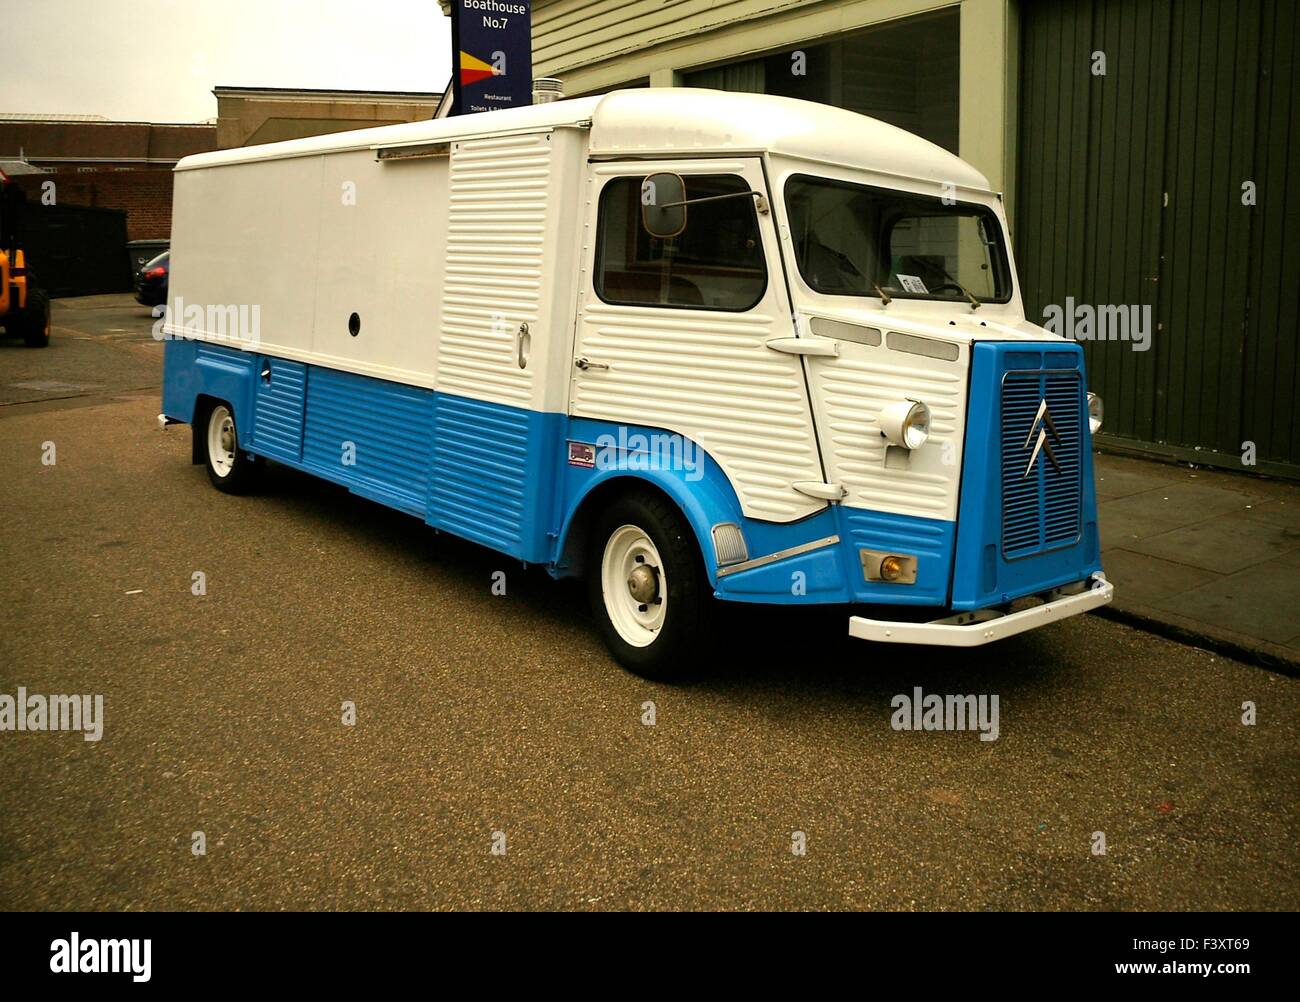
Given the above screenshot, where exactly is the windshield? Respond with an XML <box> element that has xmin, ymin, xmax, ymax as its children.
<box><xmin>784</xmin><ymin>174</ymin><xmax>1012</xmax><ymax>304</ymax></box>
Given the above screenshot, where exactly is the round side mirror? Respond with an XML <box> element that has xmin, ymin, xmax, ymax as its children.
<box><xmin>640</xmin><ymin>172</ymin><xmax>687</xmax><ymax>238</ymax></box>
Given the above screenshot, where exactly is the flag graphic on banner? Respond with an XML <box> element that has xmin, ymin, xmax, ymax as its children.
<box><xmin>458</xmin><ymin>51</ymin><xmax>497</xmax><ymax>87</ymax></box>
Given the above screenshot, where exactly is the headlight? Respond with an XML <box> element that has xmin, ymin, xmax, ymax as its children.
<box><xmin>879</xmin><ymin>400</ymin><xmax>931</xmax><ymax>450</ymax></box>
<box><xmin>1087</xmin><ymin>392</ymin><xmax>1103</xmax><ymax>435</ymax></box>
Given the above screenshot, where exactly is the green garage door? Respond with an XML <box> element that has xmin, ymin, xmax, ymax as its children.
<box><xmin>1016</xmin><ymin>0</ymin><xmax>1299</xmax><ymax>478</ymax></box>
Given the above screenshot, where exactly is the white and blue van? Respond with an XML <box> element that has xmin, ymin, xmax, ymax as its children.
<box><xmin>160</xmin><ymin>89</ymin><xmax>1113</xmax><ymax>677</ymax></box>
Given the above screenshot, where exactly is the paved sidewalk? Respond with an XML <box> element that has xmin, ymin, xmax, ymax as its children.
<box><xmin>1095</xmin><ymin>451</ymin><xmax>1300</xmax><ymax>668</ymax></box>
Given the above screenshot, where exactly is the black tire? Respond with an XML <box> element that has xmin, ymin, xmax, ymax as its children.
<box><xmin>19</xmin><ymin>288</ymin><xmax>50</xmax><ymax>348</ymax></box>
<box><xmin>587</xmin><ymin>491</ymin><xmax>710</xmax><ymax>680</ymax></box>
<box><xmin>200</xmin><ymin>400</ymin><xmax>262</xmax><ymax>494</ymax></box>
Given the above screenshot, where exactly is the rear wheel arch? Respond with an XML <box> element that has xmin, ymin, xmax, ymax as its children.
<box><xmin>191</xmin><ymin>394</ymin><xmax>222</xmax><ymax>465</ymax></box>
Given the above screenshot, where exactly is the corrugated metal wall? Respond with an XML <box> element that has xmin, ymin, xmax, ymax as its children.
<box><xmin>533</xmin><ymin>0</ymin><xmax>822</xmax><ymax>75</ymax></box>
<box><xmin>1242</xmin><ymin>0</ymin><xmax>1300</xmax><ymax>475</ymax></box>
<box><xmin>1017</xmin><ymin>0</ymin><xmax>1299</xmax><ymax>476</ymax></box>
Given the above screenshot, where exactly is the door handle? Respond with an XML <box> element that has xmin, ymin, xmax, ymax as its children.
<box><xmin>793</xmin><ymin>480</ymin><xmax>847</xmax><ymax>500</ymax></box>
<box><xmin>764</xmin><ymin>335</ymin><xmax>838</xmax><ymax>357</ymax></box>
<box><xmin>516</xmin><ymin>322</ymin><xmax>530</xmax><ymax>369</ymax></box>
<box><xmin>575</xmin><ymin>356</ymin><xmax>610</xmax><ymax>371</ymax></box>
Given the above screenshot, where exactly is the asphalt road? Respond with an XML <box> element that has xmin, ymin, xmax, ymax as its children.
<box><xmin>1</xmin><ymin>297</ymin><xmax>1297</xmax><ymax>910</ymax></box>
<box><xmin>0</xmin><ymin>295</ymin><xmax>163</xmax><ymax>407</ymax></box>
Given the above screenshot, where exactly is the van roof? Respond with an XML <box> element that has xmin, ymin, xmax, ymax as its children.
<box><xmin>176</xmin><ymin>88</ymin><xmax>991</xmax><ymax>192</ymax></box>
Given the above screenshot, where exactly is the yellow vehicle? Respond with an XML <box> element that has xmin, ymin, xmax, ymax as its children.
<box><xmin>0</xmin><ymin>173</ymin><xmax>51</xmax><ymax>348</ymax></box>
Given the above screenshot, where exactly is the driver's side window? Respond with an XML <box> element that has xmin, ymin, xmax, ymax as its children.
<box><xmin>594</xmin><ymin>174</ymin><xmax>768</xmax><ymax>311</ymax></box>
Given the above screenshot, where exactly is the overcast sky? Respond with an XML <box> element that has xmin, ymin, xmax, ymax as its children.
<box><xmin>0</xmin><ymin>0</ymin><xmax>453</xmax><ymax>123</ymax></box>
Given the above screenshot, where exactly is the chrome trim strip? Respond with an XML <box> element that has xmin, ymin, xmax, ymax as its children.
<box><xmin>715</xmin><ymin>534</ymin><xmax>840</xmax><ymax>578</ymax></box>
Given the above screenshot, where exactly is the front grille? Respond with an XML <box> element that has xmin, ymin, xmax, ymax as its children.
<box><xmin>1001</xmin><ymin>370</ymin><xmax>1083</xmax><ymax>558</ymax></box>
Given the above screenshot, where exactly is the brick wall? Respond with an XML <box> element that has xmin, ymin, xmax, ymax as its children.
<box><xmin>11</xmin><ymin>169</ymin><xmax>174</xmax><ymax>241</ymax></box>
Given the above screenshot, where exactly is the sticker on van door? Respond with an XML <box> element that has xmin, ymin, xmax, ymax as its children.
<box><xmin>568</xmin><ymin>441</ymin><xmax>596</xmax><ymax>468</ymax></box>
<box><xmin>895</xmin><ymin>274</ymin><xmax>929</xmax><ymax>295</ymax></box>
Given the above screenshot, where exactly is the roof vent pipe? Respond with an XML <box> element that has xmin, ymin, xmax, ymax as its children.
<box><xmin>532</xmin><ymin>78</ymin><xmax>565</xmax><ymax>104</ymax></box>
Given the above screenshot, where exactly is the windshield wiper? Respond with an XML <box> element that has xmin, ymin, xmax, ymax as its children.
<box><xmin>935</xmin><ymin>264</ymin><xmax>981</xmax><ymax>311</ymax></box>
<box><xmin>873</xmin><ymin>282</ymin><xmax>893</xmax><ymax>306</ymax></box>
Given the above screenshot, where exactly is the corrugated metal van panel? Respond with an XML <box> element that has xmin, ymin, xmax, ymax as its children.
<box><xmin>302</xmin><ymin>366</ymin><xmax>434</xmax><ymax>516</ymax></box>
<box><xmin>571</xmin><ymin>301</ymin><xmax>827</xmax><ymax>522</ymax></box>
<box><xmin>805</xmin><ymin>347</ymin><xmax>967</xmax><ymax>520</ymax></box>
<box><xmin>429</xmin><ymin>393</ymin><xmax>531</xmax><ymax>554</ymax></box>
<box><xmin>233</xmin><ymin>351</ymin><xmax>554</xmax><ymax>560</ymax></box>
<box><xmin>252</xmin><ymin>357</ymin><xmax>306</xmax><ymax>462</ymax></box>
<box><xmin>435</xmin><ymin>133</ymin><xmax>545</xmax><ymax>409</ymax></box>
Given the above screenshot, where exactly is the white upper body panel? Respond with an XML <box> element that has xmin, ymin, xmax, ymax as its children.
<box><xmin>586</xmin><ymin>90</ymin><xmax>992</xmax><ymax>194</ymax></box>
<box><xmin>168</xmin><ymin>89</ymin><xmax>1061</xmax><ymax>524</ymax></box>
<box><xmin>176</xmin><ymin>88</ymin><xmax>993</xmax><ymax>194</ymax></box>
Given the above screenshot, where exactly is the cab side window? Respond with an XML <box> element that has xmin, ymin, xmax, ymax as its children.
<box><xmin>595</xmin><ymin>174</ymin><xmax>767</xmax><ymax>311</ymax></box>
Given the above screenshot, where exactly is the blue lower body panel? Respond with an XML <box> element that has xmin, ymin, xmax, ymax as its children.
<box><xmin>163</xmin><ymin>340</ymin><xmax>557</xmax><ymax>563</ymax></box>
<box><xmin>163</xmin><ymin>339</ymin><xmax>1101</xmax><ymax>615</ymax></box>
<box><xmin>300</xmin><ymin>366</ymin><xmax>433</xmax><ymax>517</ymax></box>
<box><xmin>708</xmin><ymin>506</ymin><xmax>956</xmax><ymax>606</ymax></box>
<box><xmin>555</xmin><ymin>416</ymin><xmax>958</xmax><ymax>606</ymax></box>
<box><xmin>430</xmin><ymin>394</ymin><xmax>562</xmax><ymax>562</ymax></box>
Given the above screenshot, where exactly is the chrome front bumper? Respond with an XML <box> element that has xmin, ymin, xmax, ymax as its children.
<box><xmin>848</xmin><ymin>573</ymin><xmax>1114</xmax><ymax>647</ymax></box>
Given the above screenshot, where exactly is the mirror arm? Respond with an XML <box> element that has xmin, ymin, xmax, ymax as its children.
<box><xmin>659</xmin><ymin>190</ymin><xmax>769</xmax><ymax>214</ymax></box>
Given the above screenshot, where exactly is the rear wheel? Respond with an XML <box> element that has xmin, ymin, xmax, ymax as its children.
<box><xmin>202</xmin><ymin>402</ymin><xmax>261</xmax><ymax>494</ymax></box>
<box><xmin>588</xmin><ymin>492</ymin><xmax>709</xmax><ymax>680</ymax></box>
<box><xmin>19</xmin><ymin>288</ymin><xmax>50</xmax><ymax>347</ymax></box>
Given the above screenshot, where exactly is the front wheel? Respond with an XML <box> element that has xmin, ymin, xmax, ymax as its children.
<box><xmin>202</xmin><ymin>402</ymin><xmax>261</xmax><ymax>494</ymax></box>
<box><xmin>588</xmin><ymin>492</ymin><xmax>709</xmax><ymax>680</ymax></box>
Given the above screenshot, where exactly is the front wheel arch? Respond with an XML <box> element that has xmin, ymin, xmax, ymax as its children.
<box><xmin>556</xmin><ymin>469</ymin><xmax>743</xmax><ymax>586</ymax></box>
<box><xmin>559</xmin><ymin>477</ymin><xmax>685</xmax><ymax>580</ymax></box>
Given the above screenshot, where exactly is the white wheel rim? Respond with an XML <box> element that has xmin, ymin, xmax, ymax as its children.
<box><xmin>207</xmin><ymin>405</ymin><xmax>237</xmax><ymax>478</ymax></box>
<box><xmin>601</xmin><ymin>524</ymin><xmax>667</xmax><ymax>648</ymax></box>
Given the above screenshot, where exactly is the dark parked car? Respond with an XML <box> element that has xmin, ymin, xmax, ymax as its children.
<box><xmin>134</xmin><ymin>250</ymin><xmax>168</xmax><ymax>308</ymax></box>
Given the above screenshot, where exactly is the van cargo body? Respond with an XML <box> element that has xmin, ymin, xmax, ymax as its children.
<box><xmin>161</xmin><ymin>89</ymin><xmax>1112</xmax><ymax>676</ymax></box>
